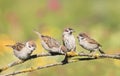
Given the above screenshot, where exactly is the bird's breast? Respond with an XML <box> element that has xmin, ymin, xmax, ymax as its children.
<box><xmin>64</xmin><ymin>35</ymin><xmax>76</xmax><ymax>50</ymax></box>
<box><xmin>13</xmin><ymin>47</ymin><xmax>31</xmax><ymax>60</ymax></box>
<box><xmin>79</xmin><ymin>40</ymin><xmax>98</xmax><ymax>50</ymax></box>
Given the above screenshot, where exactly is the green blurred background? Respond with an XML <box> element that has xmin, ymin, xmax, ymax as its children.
<box><xmin>0</xmin><ymin>0</ymin><xmax>120</xmax><ymax>76</ymax></box>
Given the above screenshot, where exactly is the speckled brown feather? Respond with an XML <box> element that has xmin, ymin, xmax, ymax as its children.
<box><xmin>61</xmin><ymin>45</ymin><xmax>68</xmax><ymax>53</ymax></box>
<box><xmin>86</xmin><ymin>38</ymin><xmax>101</xmax><ymax>46</ymax></box>
<box><xmin>41</xmin><ymin>35</ymin><xmax>60</xmax><ymax>48</ymax></box>
<box><xmin>79</xmin><ymin>33</ymin><xmax>90</xmax><ymax>38</ymax></box>
<box><xmin>80</xmin><ymin>33</ymin><xmax>101</xmax><ymax>46</ymax></box>
<box><xmin>34</xmin><ymin>30</ymin><xmax>61</xmax><ymax>48</ymax></box>
<box><xmin>6</xmin><ymin>43</ymin><xmax>25</xmax><ymax>51</ymax></box>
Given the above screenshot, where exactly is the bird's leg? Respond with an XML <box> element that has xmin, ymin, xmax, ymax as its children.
<box><xmin>62</xmin><ymin>51</ymin><xmax>78</xmax><ymax>64</ymax></box>
<box><xmin>89</xmin><ymin>50</ymin><xmax>99</xmax><ymax>58</ymax></box>
<box><xmin>67</xmin><ymin>50</ymin><xmax>78</xmax><ymax>57</ymax></box>
<box><xmin>62</xmin><ymin>53</ymin><xmax>68</xmax><ymax>64</ymax></box>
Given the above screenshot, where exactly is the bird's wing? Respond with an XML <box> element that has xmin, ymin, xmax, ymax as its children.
<box><xmin>62</xmin><ymin>35</ymin><xmax>65</xmax><ymax>46</ymax></box>
<box><xmin>50</xmin><ymin>38</ymin><xmax>61</xmax><ymax>47</ymax></box>
<box><xmin>6</xmin><ymin>42</ymin><xmax>25</xmax><ymax>51</ymax></box>
<box><xmin>15</xmin><ymin>42</ymin><xmax>25</xmax><ymax>51</ymax></box>
<box><xmin>33</xmin><ymin>30</ymin><xmax>42</xmax><ymax>39</ymax></box>
<box><xmin>42</xmin><ymin>36</ymin><xmax>60</xmax><ymax>48</ymax></box>
<box><xmin>86</xmin><ymin>38</ymin><xmax>102</xmax><ymax>47</ymax></box>
<box><xmin>61</xmin><ymin>45</ymin><xmax>68</xmax><ymax>53</ymax></box>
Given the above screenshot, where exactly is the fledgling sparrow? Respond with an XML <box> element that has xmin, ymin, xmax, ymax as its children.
<box><xmin>77</xmin><ymin>33</ymin><xmax>105</xmax><ymax>55</ymax></box>
<box><xmin>62</xmin><ymin>28</ymin><xmax>77</xmax><ymax>64</ymax></box>
<box><xmin>6</xmin><ymin>41</ymin><xmax>36</xmax><ymax>60</ymax></box>
<box><xmin>34</xmin><ymin>31</ymin><xmax>67</xmax><ymax>55</ymax></box>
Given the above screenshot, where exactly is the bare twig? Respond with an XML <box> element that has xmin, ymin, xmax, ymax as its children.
<box><xmin>2</xmin><ymin>53</ymin><xmax>120</xmax><ymax>76</ymax></box>
<box><xmin>3</xmin><ymin>62</ymin><xmax>63</xmax><ymax>76</ymax></box>
<box><xmin>1</xmin><ymin>52</ymin><xmax>120</xmax><ymax>74</ymax></box>
<box><xmin>78</xmin><ymin>53</ymin><xmax>120</xmax><ymax>59</ymax></box>
<box><xmin>1</xmin><ymin>58</ymin><xmax>95</xmax><ymax>76</ymax></box>
<box><xmin>0</xmin><ymin>53</ymin><xmax>54</xmax><ymax>73</ymax></box>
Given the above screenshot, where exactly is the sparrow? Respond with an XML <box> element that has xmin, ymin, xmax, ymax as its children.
<box><xmin>77</xmin><ymin>33</ymin><xmax>105</xmax><ymax>55</ymax></box>
<box><xmin>6</xmin><ymin>41</ymin><xmax>36</xmax><ymax>60</ymax></box>
<box><xmin>34</xmin><ymin>31</ymin><xmax>68</xmax><ymax>55</ymax></box>
<box><xmin>62</xmin><ymin>28</ymin><xmax>77</xmax><ymax>64</ymax></box>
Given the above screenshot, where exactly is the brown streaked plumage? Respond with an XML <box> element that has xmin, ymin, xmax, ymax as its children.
<box><xmin>60</xmin><ymin>45</ymin><xmax>68</xmax><ymax>53</ymax></box>
<box><xmin>34</xmin><ymin>31</ymin><xmax>66</xmax><ymax>55</ymax></box>
<box><xmin>6</xmin><ymin>43</ymin><xmax>25</xmax><ymax>51</ymax></box>
<box><xmin>41</xmin><ymin>35</ymin><xmax>60</xmax><ymax>48</ymax></box>
<box><xmin>6</xmin><ymin>41</ymin><xmax>36</xmax><ymax>60</ymax></box>
<box><xmin>86</xmin><ymin>38</ymin><xmax>101</xmax><ymax>47</ymax></box>
<box><xmin>79</xmin><ymin>33</ymin><xmax>101</xmax><ymax>46</ymax></box>
<box><xmin>77</xmin><ymin>32</ymin><xmax>105</xmax><ymax>54</ymax></box>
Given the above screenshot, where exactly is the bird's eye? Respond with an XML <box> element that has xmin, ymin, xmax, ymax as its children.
<box><xmin>79</xmin><ymin>34</ymin><xmax>82</xmax><ymax>37</ymax></box>
<box><xmin>32</xmin><ymin>45</ymin><xmax>35</xmax><ymax>47</ymax></box>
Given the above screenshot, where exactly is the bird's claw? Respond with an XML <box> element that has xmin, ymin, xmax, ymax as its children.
<box><xmin>67</xmin><ymin>51</ymin><xmax>78</xmax><ymax>57</ymax></box>
<box><xmin>89</xmin><ymin>53</ymin><xmax>99</xmax><ymax>58</ymax></box>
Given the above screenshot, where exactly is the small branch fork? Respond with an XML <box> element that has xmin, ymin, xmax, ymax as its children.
<box><xmin>1</xmin><ymin>52</ymin><xmax>120</xmax><ymax>76</ymax></box>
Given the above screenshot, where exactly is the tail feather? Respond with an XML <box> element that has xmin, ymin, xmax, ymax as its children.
<box><xmin>5</xmin><ymin>45</ymin><xmax>14</xmax><ymax>49</ymax></box>
<box><xmin>98</xmin><ymin>48</ymin><xmax>105</xmax><ymax>54</ymax></box>
<box><xmin>33</xmin><ymin>30</ymin><xmax>42</xmax><ymax>39</ymax></box>
<box><xmin>5</xmin><ymin>45</ymin><xmax>13</xmax><ymax>47</ymax></box>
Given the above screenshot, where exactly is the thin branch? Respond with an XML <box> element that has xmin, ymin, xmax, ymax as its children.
<box><xmin>3</xmin><ymin>63</ymin><xmax>63</xmax><ymax>76</ymax></box>
<box><xmin>78</xmin><ymin>53</ymin><xmax>120</xmax><ymax>59</ymax></box>
<box><xmin>2</xmin><ymin>58</ymin><xmax>95</xmax><ymax>76</ymax></box>
<box><xmin>0</xmin><ymin>52</ymin><xmax>120</xmax><ymax>73</ymax></box>
<box><xmin>3</xmin><ymin>53</ymin><xmax>120</xmax><ymax>76</ymax></box>
<box><xmin>0</xmin><ymin>53</ymin><xmax>53</xmax><ymax>73</ymax></box>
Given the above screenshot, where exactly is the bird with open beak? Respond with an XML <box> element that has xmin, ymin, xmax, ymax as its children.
<box><xmin>62</xmin><ymin>28</ymin><xmax>77</xmax><ymax>64</ymax></box>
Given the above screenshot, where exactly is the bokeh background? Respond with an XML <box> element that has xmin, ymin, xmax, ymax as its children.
<box><xmin>0</xmin><ymin>0</ymin><xmax>120</xmax><ymax>76</ymax></box>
